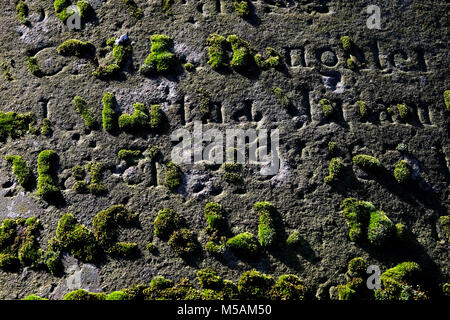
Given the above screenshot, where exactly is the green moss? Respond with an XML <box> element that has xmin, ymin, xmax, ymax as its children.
<box><xmin>108</xmin><ymin>242</ymin><xmax>138</xmax><ymax>257</ymax></box>
<box><xmin>118</xmin><ymin>103</ymin><xmax>149</xmax><ymax>132</ymax></box>
<box><xmin>234</xmin><ymin>1</ymin><xmax>250</xmax><ymax>18</ymax></box>
<box><xmin>341</xmin><ymin>198</ymin><xmax>396</xmax><ymax>246</ymax></box>
<box><xmin>346</xmin><ymin>57</ymin><xmax>356</xmax><ymax>70</ymax></box>
<box><xmin>254</xmin><ymin>202</ymin><xmax>276</xmax><ymax>248</ymax></box>
<box><xmin>164</xmin><ymin>162</ymin><xmax>182</xmax><ymax>191</ymax></box>
<box><xmin>140</xmin><ymin>35</ymin><xmax>177</xmax><ymax>75</ymax></box>
<box><xmin>150</xmin><ymin>276</ymin><xmax>173</xmax><ymax>290</ymax></box>
<box><xmin>221</xmin><ymin>162</ymin><xmax>243</xmax><ymax>184</ymax></box>
<box><xmin>271</xmin><ymin>274</ymin><xmax>307</xmax><ymax>300</ymax></box>
<box><xmin>145</xmin><ymin>278</ymin><xmax>201</xmax><ymax>300</ymax></box>
<box><xmin>238</xmin><ymin>270</ymin><xmax>274</xmax><ymax>299</ymax></box>
<box><xmin>53</xmin><ymin>213</ymin><xmax>99</xmax><ymax>262</ymax></box>
<box><xmin>92</xmin><ymin>63</ymin><xmax>121</xmax><ymax>79</ymax></box>
<box><xmin>44</xmin><ymin>247</ymin><xmax>61</xmax><ymax>275</ymax></box>
<box><xmin>0</xmin><ymin>217</ymin><xmax>42</xmax><ymax>270</ymax></box>
<box><xmin>54</xmin><ymin>0</ymin><xmax>72</xmax><ymax>22</ymax></box>
<box><xmin>102</xmin><ymin>92</ymin><xmax>118</xmax><ymax>132</ymax></box>
<box><xmin>394</xmin><ymin>160</ymin><xmax>411</xmax><ymax>184</ymax></box>
<box><xmin>341</xmin><ymin>36</ymin><xmax>352</xmax><ymax>51</ymax></box>
<box><xmin>5</xmin><ymin>155</ymin><xmax>31</xmax><ymax>188</ymax></box>
<box><xmin>27</xmin><ymin>57</ymin><xmax>42</xmax><ymax>77</ymax></box>
<box><xmin>93</xmin><ymin>205</ymin><xmax>137</xmax><ymax>253</ymax></box>
<box><xmin>205</xmin><ymin>240</ymin><xmax>226</xmax><ymax>255</ymax></box>
<box><xmin>206</xmin><ymin>34</ymin><xmax>228</xmax><ymax>70</ymax></box>
<box><xmin>396</xmin><ymin>103</ymin><xmax>409</xmax><ymax>120</ymax></box>
<box><xmin>338</xmin><ymin>277</ymin><xmax>363</xmax><ymax>300</ymax></box>
<box><xmin>0</xmin><ymin>253</ymin><xmax>20</xmax><ymax>270</ymax></box>
<box><xmin>442</xmin><ymin>283</ymin><xmax>450</xmax><ymax>297</ymax></box>
<box><xmin>352</xmin><ymin>154</ymin><xmax>382</xmax><ymax>171</ymax></box>
<box><xmin>0</xmin><ymin>60</ymin><xmax>13</xmax><ymax>81</ymax></box>
<box><xmin>347</xmin><ymin>257</ymin><xmax>368</xmax><ymax>278</ymax></box>
<box><xmin>367</xmin><ymin>209</ymin><xmax>396</xmax><ymax>246</ymax></box>
<box><xmin>86</xmin><ymin>161</ymin><xmax>107</xmax><ymax>195</ymax></box>
<box><xmin>444</xmin><ymin>90</ymin><xmax>450</xmax><ymax>112</ymax></box>
<box><xmin>226</xmin><ymin>232</ymin><xmax>260</xmax><ymax>257</ymax></box>
<box><xmin>357</xmin><ymin>100</ymin><xmax>368</xmax><ymax>118</ymax></box>
<box><xmin>262</xmin><ymin>47</ymin><xmax>282</xmax><ymax>68</ymax></box>
<box><xmin>168</xmin><ymin>228</ymin><xmax>199</xmax><ymax>256</ymax></box>
<box><xmin>41</xmin><ymin>118</ymin><xmax>52</xmax><ymax>136</ymax></box>
<box><xmin>63</xmin><ymin>289</ymin><xmax>106</xmax><ymax>300</ymax></box>
<box><xmin>153</xmin><ymin>208</ymin><xmax>182</xmax><ymax>240</ymax></box>
<box><xmin>73</xmin><ymin>96</ymin><xmax>97</xmax><ymax>129</ymax></box>
<box><xmin>106</xmin><ymin>291</ymin><xmax>129</xmax><ymax>300</ymax></box>
<box><xmin>286</xmin><ymin>230</ymin><xmax>306</xmax><ymax>249</ymax></box>
<box><xmin>146</xmin><ymin>242</ymin><xmax>158</xmax><ymax>254</ymax></box>
<box><xmin>439</xmin><ymin>215</ymin><xmax>450</xmax><ymax>242</ymax></box>
<box><xmin>395</xmin><ymin>223</ymin><xmax>406</xmax><ymax>240</ymax></box>
<box><xmin>324</xmin><ymin>157</ymin><xmax>345</xmax><ymax>184</ymax></box>
<box><xmin>197</xmin><ymin>88</ymin><xmax>211</xmax><ymax>117</ymax></box>
<box><xmin>57</xmin><ymin>39</ymin><xmax>95</xmax><ymax>57</ymax></box>
<box><xmin>36</xmin><ymin>150</ymin><xmax>60</xmax><ymax>200</ymax></box>
<box><xmin>113</xmin><ymin>41</ymin><xmax>132</xmax><ymax>67</ymax></box>
<box><xmin>328</xmin><ymin>141</ymin><xmax>339</xmax><ymax>156</ymax></box>
<box><xmin>77</xmin><ymin>0</ymin><xmax>93</xmax><ymax>18</ymax></box>
<box><xmin>162</xmin><ymin>0</ymin><xmax>174</xmax><ymax>15</ymax></box>
<box><xmin>227</xmin><ymin>35</ymin><xmax>254</xmax><ymax>71</ymax></box>
<box><xmin>0</xmin><ymin>111</ymin><xmax>34</xmax><ymax>141</ymax></box>
<box><xmin>375</xmin><ymin>262</ymin><xmax>427</xmax><ymax>300</ymax></box>
<box><xmin>319</xmin><ymin>98</ymin><xmax>335</xmax><ymax>118</ymax></box>
<box><xmin>16</xmin><ymin>1</ymin><xmax>29</xmax><ymax>24</ymax></box>
<box><xmin>272</xmin><ymin>87</ymin><xmax>290</xmax><ymax>108</ymax></box>
<box><xmin>118</xmin><ymin>149</ymin><xmax>141</xmax><ymax>165</ymax></box>
<box><xmin>184</xmin><ymin>62</ymin><xmax>194</xmax><ymax>71</ymax></box>
<box><xmin>122</xmin><ymin>0</ymin><xmax>143</xmax><ymax>19</ymax></box>
<box><xmin>197</xmin><ymin>268</ymin><xmax>224</xmax><ymax>290</ymax></box>
<box><xmin>340</xmin><ymin>198</ymin><xmax>372</xmax><ymax>242</ymax></box>
<box><xmin>204</xmin><ymin>202</ymin><xmax>224</xmax><ymax>233</ymax></box>
<box><xmin>23</xmin><ymin>294</ymin><xmax>47</xmax><ymax>300</ymax></box>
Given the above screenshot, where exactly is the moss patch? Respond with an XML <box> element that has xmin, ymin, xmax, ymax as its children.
<box><xmin>140</xmin><ymin>35</ymin><xmax>177</xmax><ymax>75</ymax></box>
<box><xmin>226</xmin><ymin>232</ymin><xmax>260</xmax><ymax>257</ymax></box>
<box><xmin>164</xmin><ymin>162</ymin><xmax>182</xmax><ymax>191</ymax></box>
<box><xmin>121</xmin><ymin>0</ymin><xmax>143</xmax><ymax>19</ymax></box>
<box><xmin>36</xmin><ymin>150</ymin><xmax>60</xmax><ymax>200</ymax></box>
<box><xmin>93</xmin><ymin>205</ymin><xmax>138</xmax><ymax>255</ymax></box>
<box><xmin>254</xmin><ymin>202</ymin><xmax>276</xmax><ymax>248</ymax></box>
<box><xmin>102</xmin><ymin>92</ymin><xmax>118</xmax><ymax>132</ymax></box>
<box><xmin>375</xmin><ymin>262</ymin><xmax>427</xmax><ymax>300</ymax></box>
<box><xmin>227</xmin><ymin>35</ymin><xmax>255</xmax><ymax>71</ymax></box>
<box><xmin>0</xmin><ymin>217</ymin><xmax>42</xmax><ymax>271</ymax></box>
<box><xmin>324</xmin><ymin>157</ymin><xmax>345</xmax><ymax>184</ymax></box>
<box><xmin>0</xmin><ymin>111</ymin><xmax>34</xmax><ymax>141</ymax></box>
<box><xmin>341</xmin><ymin>198</ymin><xmax>396</xmax><ymax>246</ymax></box>
<box><xmin>352</xmin><ymin>154</ymin><xmax>382</xmax><ymax>172</ymax></box>
<box><xmin>207</xmin><ymin>34</ymin><xmax>228</xmax><ymax>70</ymax></box>
<box><xmin>118</xmin><ymin>103</ymin><xmax>149</xmax><ymax>132</ymax></box>
<box><xmin>319</xmin><ymin>98</ymin><xmax>335</xmax><ymax>118</ymax></box>
<box><xmin>444</xmin><ymin>90</ymin><xmax>450</xmax><ymax>112</ymax></box>
<box><xmin>394</xmin><ymin>160</ymin><xmax>411</xmax><ymax>184</ymax></box>
<box><xmin>73</xmin><ymin>96</ymin><xmax>97</xmax><ymax>129</ymax></box>
<box><xmin>153</xmin><ymin>208</ymin><xmax>182</xmax><ymax>240</ymax></box>
<box><xmin>57</xmin><ymin>39</ymin><xmax>95</xmax><ymax>58</ymax></box>
<box><xmin>51</xmin><ymin>213</ymin><xmax>99</xmax><ymax>263</ymax></box>
<box><xmin>5</xmin><ymin>155</ymin><xmax>31</xmax><ymax>188</ymax></box>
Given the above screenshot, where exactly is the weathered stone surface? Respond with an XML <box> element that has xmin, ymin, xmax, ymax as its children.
<box><xmin>0</xmin><ymin>0</ymin><xmax>448</xmax><ymax>300</ymax></box>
